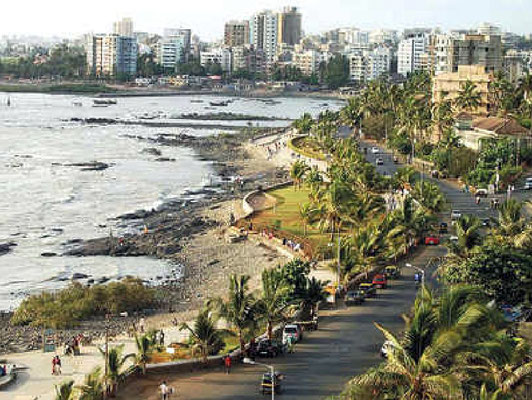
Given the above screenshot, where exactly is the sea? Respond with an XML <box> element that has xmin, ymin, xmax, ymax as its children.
<box><xmin>0</xmin><ymin>92</ymin><xmax>343</xmax><ymax>309</ymax></box>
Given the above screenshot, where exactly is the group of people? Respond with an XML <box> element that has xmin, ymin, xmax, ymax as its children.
<box><xmin>281</xmin><ymin>237</ymin><xmax>302</xmax><ymax>252</ymax></box>
<box><xmin>265</xmin><ymin>141</ymin><xmax>285</xmax><ymax>160</ymax></box>
<box><xmin>0</xmin><ymin>364</ymin><xmax>8</xmax><ymax>377</ymax></box>
<box><xmin>490</xmin><ymin>198</ymin><xmax>501</xmax><ymax>209</ymax></box>
<box><xmin>64</xmin><ymin>335</ymin><xmax>83</xmax><ymax>356</ymax></box>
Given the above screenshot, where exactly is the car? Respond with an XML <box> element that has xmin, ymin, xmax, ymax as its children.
<box><xmin>359</xmin><ymin>283</ymin><xmax>377</xmax><ymax>298</ymax></box>
<box><xmin>424</xmin><ymin>236</ymin><xmax>440</xmax><ymax>246</ymax></box>
<box><xmin>282</xmin><ymin>324</ymin><xmax>303</xmax><ymax>344</ymax></box>
<box><xmin>372</xmin><ymin>274</ymin><xmax>388</xmax><ymax>289</ymax></box>
<box><xmin>371</xmin><ymin>147</ymin><xmax>380</xmax><ymax>154</ymax></box>
<box><xmin>524</xmin><ymin>178</ymin><xmax>532</xmax><ymax>190</ymax></box>
<box><xmin>344</xmin><ymin>290</ymin><xmax>365</xmax><ymax>305</ymax></box>
<box><xmin>451</xmin><ymin>210</ymin><xmax>462</xmax><ymax>220</ymax></box>
<box><xmin>393</xmin><ymin>156</ymin><xmax>399</xmax><ymax>164</ymax></box>
<box><xmin>381</xmin><ymin>340</ymin><xmax>395</xmax><ymax>358</ymax></box>
<box><xmin>482</xmin><ymin>218</ymin><xmax>491</xmax><ymax>227</ymax></box>
<box><xmin>376</xmin><ymin>157</ymin><xmax>384</xmax><ymax>165</ymax></box>
<box><xmin>384</xmin><ymin>265</ymin><xmax>400</xmax><ymax>279</ymax></box>
<box><xmin>449</xmin><ymin>235</ymin><xmax>459</xmax><ymax>243</ymax></box>
<box><xmin>475</xmin><ymin>188</ymin><xmax>488</xmax><ymax>198</ymax></box>
<box><xmin>438</xmin><ymin>222</ymin><xmax>448</xmax><ymax>234</ymax></box>
<box><xmin>257</xmin><ymin>339</ymin><xmax>280</xmax><ymax>358</ymax></box>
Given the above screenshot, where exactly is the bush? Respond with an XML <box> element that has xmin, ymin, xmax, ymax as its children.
<box><xmin>11</xmin><ymin>278</ymin><xmax>155</xmax><ymax>328</ymax></box>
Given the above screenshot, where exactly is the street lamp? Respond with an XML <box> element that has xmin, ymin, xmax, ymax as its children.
<box><xmin>243</xmin><ymin>357</ymin><xmax>276</xmax><ymax>400</ymax></box>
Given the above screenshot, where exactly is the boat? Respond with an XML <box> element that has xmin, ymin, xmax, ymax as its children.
<box><xmin>72</xmin><ymin>98</ymin><xmax>83</xmax><ymax>107</ymax></box>
<box><xmin>190</xmin><ymin>99</ymin><xmax>204</xmax><ymax>103</ymax></box>
<box><xmin>209</xmin><ymin>100</ymin><xmax>229</xmax><ymax>107</ymax></box>
<box><xmin>93</xmin><ymin>99</ymin><xmax>117</xmax><ymax>106</ymax></box>
<box><xmin>92</xmin><ymin>103</ymin><xmax>110</xmax><ymax>108</ymax></box>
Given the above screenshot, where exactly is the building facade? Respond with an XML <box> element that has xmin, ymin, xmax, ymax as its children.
<box><xmin>277</xmin><ymin>6</ymin><xmax>302</xmax><ymax>46</ymax></box>
<box><xmin>200</xmin><ymin>47</ymin><xmax>232</xmax><ymax>72</ymax></box>
<box><xmin>224</xmin><ymin>21</ymin><xmax>250</xmax><ymax>47</ymax></box>
<box><xmin>250</xmin><ymin>10</ymin><xmax>278</xmax><ymax>67</ymax></box>
<box><xmin>397</xmin><ymin>33</ymin><xmax>428</xmax><ymax>76</ymax></box>
<box><xmin>349</xmin><ymin>46</ymin><xmax>391</xmax><ymax>83</ymax></box>
<box><xmin>450</xmin><ymin>34</ymin><xmax>502</xmax><ymax>73</ymax></box>
<box><xmin>113</xmin><ymin>18</ymin><xmax>134</xmax><ymax>37</ymax></box>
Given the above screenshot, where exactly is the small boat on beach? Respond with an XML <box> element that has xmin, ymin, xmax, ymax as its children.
<box><xmin>209</xmin><ymin>100</ymin><xmax>230</xmax><ymax>107</ymax></box>
<box><xmin>190</xmin><ymin>99</ymin><xmax>204</xmax><ymax>103</ymax></box>
<box><xmin>93</xmin><ymin>99</ymin><xmax>117</xmax><ymax>106</ymax></box>
<box><xmin>72</xmin><ymin>98</ymin><xmax>83</xmax><ymax>107</ymax></box>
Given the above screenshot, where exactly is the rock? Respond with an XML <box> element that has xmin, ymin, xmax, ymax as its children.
<box><xmin>40</xmin><ymin>252</ymin><xmax>57</xmax><ymax>257</ymax></box>
<box><xmin>72</xmin><ymin>273</ymin><xmax>89</xmax><ymax>280</ymax></box>
<box><xmin>0</xmin><ymin>242</ymin><xmax>16</xmax><ymax>256</ymax></box>
<box><xmin>141</xmin><ymin>148</ymin><xmax>162</xmax><ymax>156</ymax></box>
<box><xmin>61</xmin><ymin>161</ymin><xmax>113</xmax><ymax>171</ymax></box>
<box><xmin>154</xmin><ymin>157</ymin><xmax>176</xmax><ymax>162</ymax></box>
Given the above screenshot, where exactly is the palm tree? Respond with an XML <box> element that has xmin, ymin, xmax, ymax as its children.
<box><xmin>304</xmin><ymin>167</ymin><xmax>323</xmax><ymax>193</ymax></box>
<box><xmin>387</xmin><ymin>196</ymin><xmax>430</xmax><ymax>255</ymax></box>
<box><xmin>298</xmin><ymin>277</ymin><xmax>327</xmax><ymax>320</ymax></box>
<box><xmin>290</xmin><ymin>160</ymin><xmax>310</xmax><ymax>190</ymax></box>
<box><xmin>431</xmin><ymin>100</ymin><xmax>455</xmax><ymax>141</ymax></box>
<box><xmin>180</xmin><ymin>307</ymin><xmax>232</xmax><ymax>363</ymax></box>
<box><xmin>99</xmin><ymin>344</ymin><xmax>134</xmax><ymax>397</ymax></box>
<box><xmin>209</xmin><ymin>274</ymin><xmax>256</xmax><ymax>351</ymax></box>
<box><xmin>292</xmin><ymin>113</ymin><xmax>314</xmax><ymax>135</ymax></box>
<box><xmin>77</xmin><ymin>367</ymin><xmax>104</xmax><ymax>400</ymax></box>
<box><xmin>299</xmin><ymin>202</ymin><xmax>315</xmax><ymax>237</ymax></box>
<box><xmin>411</xmin><ymin>181</ymin><xmax>446</xmax><ymax>213</ymax></box>
<box><xmin>455</xmin><ymin>80</ymin><xmax>482</xmax><ymax>114</ymax></box>
<box><xmin>55</xmin><ymin>380</ymin><xmax>75</xmax><ymax>400</ymax></box>
<box><xmin>256</xmin><ymin>268</ymin><xmax>291</xmax><ymax>340</ymax></box>
<box><xmin>450</xmin><ymin>215</ymin><xmax>482</xmax><ymax>257</ymax></box>
<box><xmin>340</xmin><ymin>97</ymin><xmax>363</xmax><ymax>129</ymax></box>
<box><xmin>313</xmin><ymin>178</ymin><xmax>355</xmax><ymax>239</ymax></box>
<box><xmin>133</xmin><ymin>333</ymin><xmax>155</xmax><ymax>375</ymax></box>
<box><xmin>496</xmin><ymin>199</ymin><xmax>524</xmax><ymax>236</ymax></box>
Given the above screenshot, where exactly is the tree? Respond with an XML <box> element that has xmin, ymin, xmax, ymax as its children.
<box><xmin>99</xmin><ymin>344</ymin><xmax>134</xmax><ymax>397</ymax></box>
<box><xmin>292</xmin><ymin>113</ymin><xmax>314</xmax><ymax>135</ymax></box>
<box><xmin>209</xmin><ymin>274</ymin><xmax>256</xmax><ymax>351</ymax></box>
<box><xmin>313</xmin><ymin>179</ymin><xmax>355</xmax><ymax>239</ymax></box>
<box><xmin>298</xmin><ymin>277</ymin><xmax>327</xmax><ymax>320</ymax></box>
<box><xmin>133</xmin><ymin>333</ymin><xmax>156</xmax><ymax>374</ymax></box>
<box><xmin>180</xmin><ymin>307</ymin><xmax>232</xmax><ymax>362</ymax></box>
<box><xmin>324</xmin><ymin>55</ymin><xmax>350</xmax><ymax>89</ymax></box>
<box><xmin>290</xmin><ymin>160</ymin><xmax>310</xmax><ymax>189</ymax></box>
<box><xmin>448</xmin><ymin>215</ymin><xmax>482</xmax><ymax>258</ymax></box>
<box><xmin>299</xmin><ymin>202</ymin><xmax>316</xmax><ymax>237</ymax></box>
<box><xmin>256</xmin><ymin>268</ymin><xmax>291</xmax><ymax>340</ymax></box>
<box><xmin>455</xmin><ymin>80</ymin><xmax>482</xmax><ymax>114</ymax></box>
<box><xmin>431</xmin><ymin>100</ymin><xmax>455</xmax><ymax>141</ymax></box>
<box><xmin>77</xmin><ymin>367</ymin><xmax>104</xmax><ymax>400</ymax></box>
<box><xmin>55</xmin><ymin>380</ymin><xmax>75</xmax><ymax>400</ymax></box>
<box><xmin>387</xmin><ymin>196</ymin><xmax>431</xmax><ymax>255</ymax></box>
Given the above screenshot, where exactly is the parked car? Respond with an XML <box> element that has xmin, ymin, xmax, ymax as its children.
<box><xmin>282</xmin><ymin>324</ymin><xmax>303</xmax><ymax>344</ymax></box>
<box><xmin>384</xmin><ymin>265</ymin><xmax>400</xmax><ymax>279</ymax></box>
<box><xmin>475</xmin><ymin>188</ymin><xmax>488</xmax><ymax>198</ymax></box>
<box><xmin>424</xmin><ymin>236</ymin><xmax>440</xmax><ymax>246</ymax></box>
<box><xmin>257</xmin><ymin>339</ymin><xmax>280</xmax><ymax>358</ymax></box>
<box><xmin>371</xmin><ymin>147</ymin><xmax>380</xmax><ymax>154</ymax></box>
<box><xmin>482</xmin><ymin>218</ymin><xmax>491</xmax><ymax>227</ymax></box>
<box><xmin>438</xmin><ymin>222</ymin><xmax>448</xmax><ymax>234</ymax></box>
<box><xmin>344</xmin><ymin>290</ymin><xmax>365</xmax><ymax>305</ymax></box>
<box><xmin>372</xmin><ymin>274</ymin><xmax>388</xmax><ymax>289</ymax></box>
<box><xmin>451</xmin><ymin>210</ymin><xmax>462</xmax><ymax>221</ymax></box>
<box><xmin>359</xmin><ymin>283</ymin><xmax>377</xmax><ymax>298</ymax></box>
<box><xmin>376</xmin><ymin>157</ymin><xmax>384</xmax><ymax>165</ymax></box>
<box><xmin>393</xmin><ymin>156</ymin><xmax>399</xmax><ymax>163</ymax></box>
<box><xmin>449</xmin><ymin>235</ymin><xmax>459</xmax><ymax>243</ymax></box>
<box><xmin>524</xmin><ymin>177</ymin><xmax>532</xmax><ymax>190</ymax></box>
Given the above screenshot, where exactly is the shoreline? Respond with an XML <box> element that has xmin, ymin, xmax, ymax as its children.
<box><xmin>0</xmin><ymin>128</ymin><xmax>292</xmax><ymax>354</ymax></box>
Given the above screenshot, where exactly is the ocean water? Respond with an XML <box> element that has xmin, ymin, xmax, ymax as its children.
<box><xmin>0</xmin><ymin>93</ymin><xmax>343</xmax><ymax>309</ymax></box>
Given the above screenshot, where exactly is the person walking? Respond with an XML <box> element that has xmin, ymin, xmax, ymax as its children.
<box><xmin>224</xmin><ymin>354</ymin><xmax>232</xmax><ymax>374</ymax></box>
<box><xmin>159</xmin><ymin>380</ymin><xmax>169</xmax><ymax>400</ymax></box>
<box><xmin>159</xmin><ymin>330</ymin><xmax>165</xmax><ymax>346</ymax></box>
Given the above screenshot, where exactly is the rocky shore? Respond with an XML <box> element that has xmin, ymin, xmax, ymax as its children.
<box><xmin>0</xmin><ymin>128</ymin><xmax>290</xmax><ymax>354</ymax></box>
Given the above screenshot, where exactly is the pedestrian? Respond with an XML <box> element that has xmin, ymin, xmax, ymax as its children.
<box><xmin>55</xmin><ymin>356</ymin><xmax>62</xmax><ymax>375</ymax></box>
<box><xmin>224</xmin><ymin>354</ymin><xmax>232</xmax><ymax>374</ymax></box>
<box><xmin>476</xmin><ymin>196</ymin><xmax>481</xmax><ymax>205</ymax></box>
<box><xmin>139</xmin><ymin>317</ymin><xmax>145</xmax><ymax>333</ymax></box>
<box><xmin>159</xmin><ymin>380</ymin><xmax>169</xmax><ymax>400</ymax></box>
<box><xmin>51</xmin><ymin>356</ymin><xmax>57</xmax><ymax>375</ymax></box>
<box><xmin>159</xmin><ymin>330</ymin><xmax>165</xmax><ymax>346</ymax></box>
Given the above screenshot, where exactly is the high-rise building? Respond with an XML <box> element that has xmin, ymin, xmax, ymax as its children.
<box><xmin>86</xmin><ymin>34</ymin><xmax>137</xmax><ymax>77</ymax></box>
<box><xmin>200</xmin><ymin>47</ymin><xmax>232</xmax><ymax>72</ymax></box>
<box><xmin>397</xmin><ymin>33</ymin><xmax>428</xmax><ymax>76</ymax></box>
<box><xmin>294</xmin><ymin>49</ymin><xmax>320</xmax><ymax>76</ymax></box>
<box><xmin>369</xmin><ymin>29</ymin><xmax>398</xmax><ymax>45</ymax></box>
<box><xmin>250</xmin><ymin>10</ymin><xmax>278</xmax><ymax>66</ymax></box>
<box><xmin>477</xmin><ymin>22</ymin><xmax>501</xmax><ymax>36</ymax></box>
<box><xmin>338</xmin><ymin>28</ymin><xmax>369</xmax><ymax>45</ymax></box>
<box><xmin>426</xmin><ymin>34</ymin><xmax>453</xmax><ymax>75</ymax></box>
<box><xmin>156</xmin><ymin>28</ymin><xmax>192</xmax><ymax>70</ymax></box>
<box><xmin>113</xmin><ymin>18</ymin><xmax>134</xmax><ymax>37</ymax></box>
<box><xmin>277</xmin><ymin>6</ymin><xmax>302</xmax><ymax>46</ymax></box>
<box><xmin>349</xmin><ymin>46</ymin><xmax>391</xmax><ymax>83</ymax></box>
<box><xmin>450</xmin><ymin>34</ymin><xmax>503</xmax><ymax>73</ymax></box>
<box><xmin>224</xmin><ymin>21</ymin><xmax>250</xmax><ymax>47</ymax></box>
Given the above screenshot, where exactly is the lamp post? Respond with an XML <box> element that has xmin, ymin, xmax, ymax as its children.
<box><xmin>243</xmin><ymin>358</ymin><xmax>276</xmax><ymax>400</ymax></box>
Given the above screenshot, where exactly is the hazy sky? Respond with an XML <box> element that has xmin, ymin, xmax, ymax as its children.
<box><xmin>0</xmin><ymin>0</ymin><xmax>530</xmax><ymax>40</ymax></box>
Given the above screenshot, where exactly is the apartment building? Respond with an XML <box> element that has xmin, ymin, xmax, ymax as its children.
<box><xmin>432</xmin><ymin>65</ymin><xmax>493</xmax><ymax>116</ymax></box>
<box><xmin>277</xmin><ymin>6</ymin><xmax>302</xmax><ymax>46</ymax></box>
<box><xmin>224</xmin><ymin>21</ymin><xmax>250</xmax><ymax>47</ymax></box>
<box><xmin>156</xmin><ymin>28</ymin><xmax>192</xmax><ymax>70</ymax></box>
<box><xmin>113</xmin><ymin>18</ymin><xmax>134</xmax><ymax>37</ymax></box>
<box><xmin>250</xmin><ymin>10</ymin><xmax>278</xmax><ymax>66</ymax></box>
<box><xmin>200</xmin><ymin>47</ymin><xmax>232</xmax><ymax>72</ymax></box>
<box><xmin>294</xmin><ymin>49</ymin><xmax>320</xmax><ymax>76</ymax></box>
<box><xmin>86</xmin><ymin>34</ymin><xmax>137</xmax><ymax>77</ymax></box>
<box><xmin>397</xmin><ymin>33</ymin><xmax>428</xmax><ymax>76</ymax></box>
<box><xmin>349</xmin><ymin>46</ymin><xmax>391</xmax><ymax>83</ymax></box>
<box><xmin>450</xmin><ymin>34</ymin><xmax>502</xmax><ymax>73</ymax></box>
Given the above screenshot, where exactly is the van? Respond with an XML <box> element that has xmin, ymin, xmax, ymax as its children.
<box><xmin>282</xmin><ymin>324</ymin><xmax>302</xmax><ymax>344</ymax></box>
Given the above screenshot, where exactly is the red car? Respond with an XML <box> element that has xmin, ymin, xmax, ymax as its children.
<box><xmin>425</xmin><ymin>236</ymin><xmax>440</xmax><ymax>245</ymax></box>
<box><xmin>372</xmin><ymin>274</ymin><xmax>388</xmax><ymax>289</ymax></box>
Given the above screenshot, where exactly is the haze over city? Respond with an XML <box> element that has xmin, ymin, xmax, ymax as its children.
<box><xmin>0</xmin><ymin>0</ymin><xmax>530</xmax><ymax>39</ymax></box>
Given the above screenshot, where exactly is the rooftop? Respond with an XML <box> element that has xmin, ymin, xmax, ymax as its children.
<box><xmin>472</xmin><ymin>117</ymin><xmax>529</xmax><ymax>136</ymax></box>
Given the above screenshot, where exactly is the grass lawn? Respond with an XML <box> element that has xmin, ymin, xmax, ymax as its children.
<box><xmin>288</xmin><ymin>136</ymin><xmax>326</xmax><ymax>160</ymax></box>
<box><xmin>251</xmin><ymin>186</ymin><xmax>330</xmax><ymax>250</ymax></box>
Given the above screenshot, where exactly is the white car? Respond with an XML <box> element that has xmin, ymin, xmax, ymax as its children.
<box><xmin>451</xmin><ymin>210</ymin><xmax>462</xmax><ymax>220</ymax></box>
<box><xmin>380</xmin><ymin>340</ymin><xmax>395</xmax><ymax>358</ymax></box>
<box><xmin>376</xmin><ymin>157</ymin><xmax>384</xmax><ymax>165</ymax></box>
<box><xmin>371</xmin><ymin>147</ymin><xmax>380</xmax><ymax>154</ymax></box>
<box><xmin>524</xmin><ymin>178</ymin><xmax>532</xmax><ymax>190</ymax></box>
<box><xmin>282</xmin><ymin>324</ymin><xmax>303</xmax><ymax>344</ymax></box>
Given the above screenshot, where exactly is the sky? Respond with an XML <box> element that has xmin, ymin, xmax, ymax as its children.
<box><xmin>0</xmin><ymin>0</ymin><xmax>530</xmax><ymax>40</ymax></box>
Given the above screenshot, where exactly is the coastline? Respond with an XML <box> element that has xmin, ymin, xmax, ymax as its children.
<box><xmin>0</xmin><ymin>128</ymin><xmax>292</xmax><ymax>354</ymax></box>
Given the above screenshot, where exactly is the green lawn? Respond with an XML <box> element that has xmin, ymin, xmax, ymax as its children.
<box><xmin>252</xmin><ymin>186</ymin><xmax>330</xmax><ymax>250</ymax></box>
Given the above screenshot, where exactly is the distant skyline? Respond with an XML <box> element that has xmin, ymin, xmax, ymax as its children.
<box><xmin>0</xmin><ymin>0</ymin><xmax>530</xmax><ymax>40</ymax></box>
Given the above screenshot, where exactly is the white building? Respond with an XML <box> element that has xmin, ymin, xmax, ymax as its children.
<box><xmin>200</xmin><ymin>47</ymin><xmax>232</xmax><ymax>72</ymax></box>
<box><xmin>338</xmin><ymin>28</ymin><xmax>369</xmax><ymax>45</ymax></box>
<box><xmin>250</xmin><ymin>10</ymin><xmax>278</xmax><ymax>66</ymax></box>
<box><xmin>397</xmin><ymin>33</ymin><xmax>428</xmax><ymax>76</ymax></box>
<box><xmin>156</xmin><ymin>29</ymin><xmax>191</xmax><ymax>71</ymax></box>
<box><xmin>349</xmin><ymin>46</ymin><xmax>391</xmax><ymax>82</ymax></box>
<box><xmin>428</xmin><ymin>33</ymin><xmax>453</xmax><ymax>75</ymax></box>
<box><xmin>369</xmin><ymin>29</ymin><xmax>398</xmax><ymax>45</ymax></box>
<box><xmin>294</xmin><ymin>50</ymin><xmax>320</xmax><ymax>76</ymax></box>
<box><xmin>477</xmin><ymin>22</ymin><xmax>501</xmax><ymax>36</ymax></box>
<box><xmin>113</xmin><ymin>18</ymin><xmax>134</xmax><ymax>37</ymax></box>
